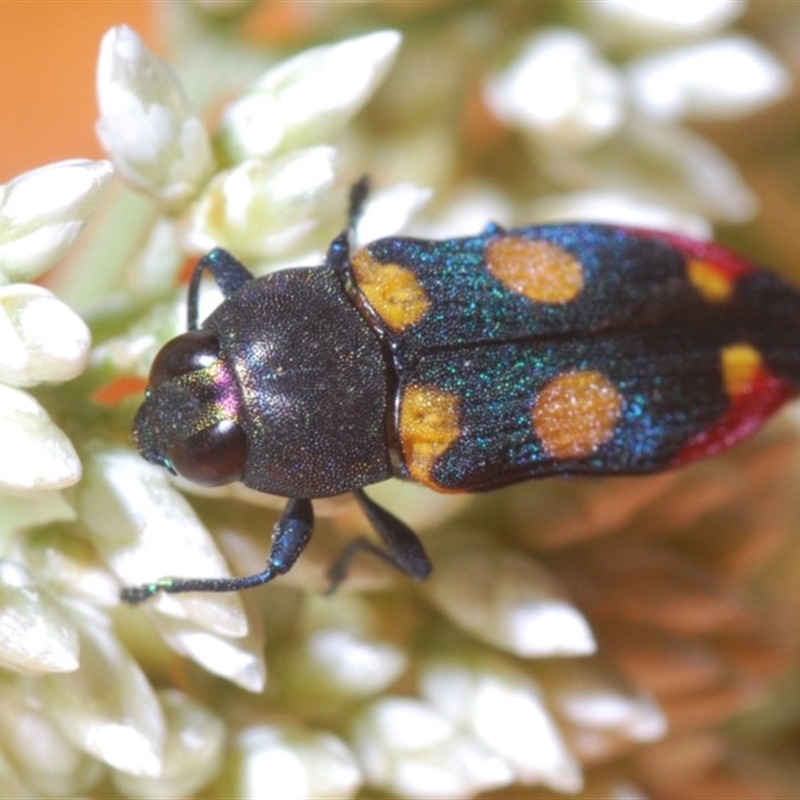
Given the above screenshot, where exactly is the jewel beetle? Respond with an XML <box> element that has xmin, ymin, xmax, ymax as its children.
<box><xmin>125</xmin><ymin>178</ymin><xmax>800</xmax><ymax>603</ymax></box>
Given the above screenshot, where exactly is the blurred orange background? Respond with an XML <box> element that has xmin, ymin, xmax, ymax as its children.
<box><xmin>0</xmin><ymin>1</ymin><xmax>153</xmax><ymax>181</ymax></box>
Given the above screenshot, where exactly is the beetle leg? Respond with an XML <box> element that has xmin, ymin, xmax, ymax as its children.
<box><xmin>326</xmin><ymin>489</ymin><xmax>432</xmax><ymax>592</ymax></box>
<box><xmin>325</xmin><ymin>536</ymin><xmax>404</xmax><ymax>593</ymax></box>
<box><xmin>120</xmin><ymin>497</ymin><xmax>314</xmax><ymax>604</ymax></box>
<box><xmin>187</xmin><ymin>248</ymin><xmax>255</xmax><ymax>330</ymax></box>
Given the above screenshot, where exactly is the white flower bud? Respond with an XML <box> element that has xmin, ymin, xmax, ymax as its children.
<box><xmin>43</xmin><ymin>610</ymin><xmax>166</xmax><ymax>776</ymax></box>
<box><xmin>78</xmin><ymin>448</ymin><xmax>247</xmax><ymax>635</ymax></box>
<box><xmin>425</xmin><ymin>535</ymin><xmax>596</xmax><ymax>657</ymax></box>
<box><xmin>542</xmin><ymin>119</ymin><xmax>757</xmax><ymax>223</ymax></box>
<box><xmin>352</xmin><ymin>698</ymin><xmax>512</xmax><ymax>799</ymax></box>
<box><xmin>539</xmin><ymin>659</ymin><xmax>667</xmax><ymax>761</ymax></box>
<box><xmin>230</xmin><ymin>724</ymin><xmax>362</xmax><ymax>800</ymax></box>
<box><xmin>112</xmin><ymin>690</ymin><xmax>226</xmax><ymax>799</ymax></box>
<box><xmin>420</xmin><ymin>655</ymin><xmax>583</xmax><ymax>792</ymax></box>
<box><xmin>0</xmin><ymin>561</ymin><xmax>79</xmax><ymax>674</ymax></box>
<box><xmin>486</xmin><ymin>30</ymin><xmax>623</xmax><ymax>151</ymax></box>
<box><xmin>0</xmin><ymin>385</ymin><xmax>81</xmax><ymax>494</ymax></box>
<box><xmin>529</xmin><ymin>191</ymin><xmax>712</xmax><ymax>239</ymax></box>
<box><xmin>580</xmin><ymin>0</ymin><xmax>746</xmax><ymax>47</ymax></box>
<box><xmin>629</xmin><ymin>36</ymin><xmax>791</xmax><ymax>121</ymax></box>
<box><xmin>188</xmin><ymin>147</ymin><xmax>336</xmax><ymax>259</ymax></box>
<box><xmin>96</xmin><ymin>25</ymin><xmax>215</xmax><ymax>212</ymax></box>
<box><xmin>0</xmin><ymin>676</ymin><xmax>102</xmax><ymax>795</ymax></box>
<box><xmin>0</xmin><ymin>285</ymin><xmax>90</xmax><ymax>387</ymax></box>
<box><xmin>0</xmin><ymin>159</ymin><xmax>113</xmax><ymax>284</ymax></box>
<box><xmin>353</xmin><ymin>183</ymin><xmax>432</xmax><ymax>244</ymax></box>
<box><xmin>217</xmin><ymin>31</ymin><xmax>401</xmax><ymax>163</ymax></box>
<box><xmin>153</xmin><ymin>614</ymin><xmax>266</xmax><ymax>693</ymax></box>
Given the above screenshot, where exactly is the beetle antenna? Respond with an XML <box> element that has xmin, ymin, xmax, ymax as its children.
<box><xmin>348</xmin><ymin>175</ymin><xmax>371</xmax><ymax>236</ymax></box>
<box><xmin>186</xmin><ymin>249</ymin><xmax>254</xmax><ymax>330</ymax></box>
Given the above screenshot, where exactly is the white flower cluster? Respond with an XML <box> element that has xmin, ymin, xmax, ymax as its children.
<box><xmin>96</xmin><ymin>25</ymin><xmax>408</xmax><ymax>263</ymax></box>
<box><xmin>0</xmin><ymin>160</ymin><xmax>111</xmax><ymax>494</ymax></box>
<box><xmin>485</xmin><ymin>0</ymin><xmax>789</xmax><ymax>234</ymax></box>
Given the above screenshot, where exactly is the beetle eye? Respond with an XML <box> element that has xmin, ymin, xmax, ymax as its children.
<box><xmin>168</xmin><ymin>419</ymin><xmax>247</xmax><ymax>486</ymax></box>
<box><xmin>150</xmin><ymin>329</ymin><xmax>220</xmax><ymax>387</ymax></box>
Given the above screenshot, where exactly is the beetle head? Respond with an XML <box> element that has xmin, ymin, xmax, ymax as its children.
<box><xmin>133</xmin><ymin>328</ymin><xmax>247</xmax><ymax>486</ymax></box>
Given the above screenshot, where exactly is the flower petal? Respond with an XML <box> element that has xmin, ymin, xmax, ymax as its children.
<box><xmin>353</xmin><ymin>183</ymin><xmax>432</xmax><ymax>244</ymax></box>
<box><xmin>0</xmin><ymin>159</ymin><xmax>113</xmax><ymax>284</ymax></box>
<box><xmin>152</xmin><ymin>614</ymin><xmax>266</xmax><ymax>692</ymax></box>
<box><xmin>277</xmin><ymin>594</ymin><xmax>408</xmax><ymax>708</ymax></box>
<box><xmin>539</xmin><ymin>659</ymin><xmax>667</xmax><ymax>762</ymax></box>
<box><xmin>538</xmin><ymin>118</ymin><xmax>757</xmax><ymax>222</ymax></box>
<box><xmin>111</xmin><ymin>689</ymin><xmax>226</xmax><ymax>799</ymax></box>
<box><xmin>0</xmin><ymin>385</ymin><xmax>81</xmax><ymax>494</ymax></box>
<box><xmin>0</xmin><ymin>561</ymin><xmax>79</xmax><ymax>674</ymax></box>
<box><xmin>528</xmin><ymin>191</ymin><xmax>711</xmax><ymax>239</ymax></box>
<box><xmin>22</xmin><ymin>526</ymin><xmax>120</xmax><ymax>607</ymax></box>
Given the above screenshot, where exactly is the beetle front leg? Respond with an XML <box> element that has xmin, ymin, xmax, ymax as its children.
<box><xmin>187</xmin><ymin>248</ymin><xmax>255</xmax><ymax>330</ymax></box>
<box><xmin>121</xmin><ymin>498</ymin><xmax>314</xmax><ymax>604</ymax></box>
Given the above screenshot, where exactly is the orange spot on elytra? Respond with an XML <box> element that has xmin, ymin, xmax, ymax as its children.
<box><xmin>90</xmin><ymin>375</ymin><xmax>148</xmax><ymax>407</ymax></box>
<box><xmin>687</xmin><ymin>259</ymin><xmax>734</xmax><ymax>302</ymax></box>
<box><xmin>399</xmin><ymin>385</ymin><xmax>460</xmax><ymax>488</ymax></box>
<box><xmin>673</xmin><ymin>367</ymin><xmax>795</xmax><ymax>467</ymax></box>
<box><xmin>351</xmin><ymin>248</ymin><xmax>430</xmax><ymax>332</ymax></box>
<box><xmin>721</xmin><ymin>343</ymin><xmax>763</xmax><ymax>398</ymax></box>
<box><xmin>533</xmin><ymin>370</ymin><xmax>623</xmax><ymax>459</ymax></box>
<box><xmin>486</xmin><ymin>237</ymin><xmax>584</xmax><ymax>304</ymax></box>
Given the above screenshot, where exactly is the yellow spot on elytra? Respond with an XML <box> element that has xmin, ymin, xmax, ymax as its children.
<box><xmin>351</xmin><ymin>248</ymin><xmax>430</xmax><ymax>332</ymax></box>
<box><xmin>722</xmin><ymin>343</ymin><xmax>762</xmax><ymax>398</ymax></box>
<box><xmin>399</xmin><ymin>385</ymin><xmax>460</xmax><ymax>487</ymax></box>
<box><xmin>486</xmin><ymin>236</ymin><xmax>584</xmax><ymax>304</ymax></box>
<box><xmin>687</xmin><ymin>259</ymin><xmax>734</xmax><ymax>302</ymax></box>
<box><xmin>533</xmin><ymin>371</ymin><xmax>623</xmax><ymax>459</ymax></box>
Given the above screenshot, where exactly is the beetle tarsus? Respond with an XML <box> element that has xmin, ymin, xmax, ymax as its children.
<box><xmin>326</xmin><ymin>535</ymin><xmax>411</xmax><ymax>594</ymax></box>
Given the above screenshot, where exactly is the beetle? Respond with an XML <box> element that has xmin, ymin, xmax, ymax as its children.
<box><xmin>125</xmin><ymin>178</ymin><xmax>800</xmax><ymax>603</ymax></box>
